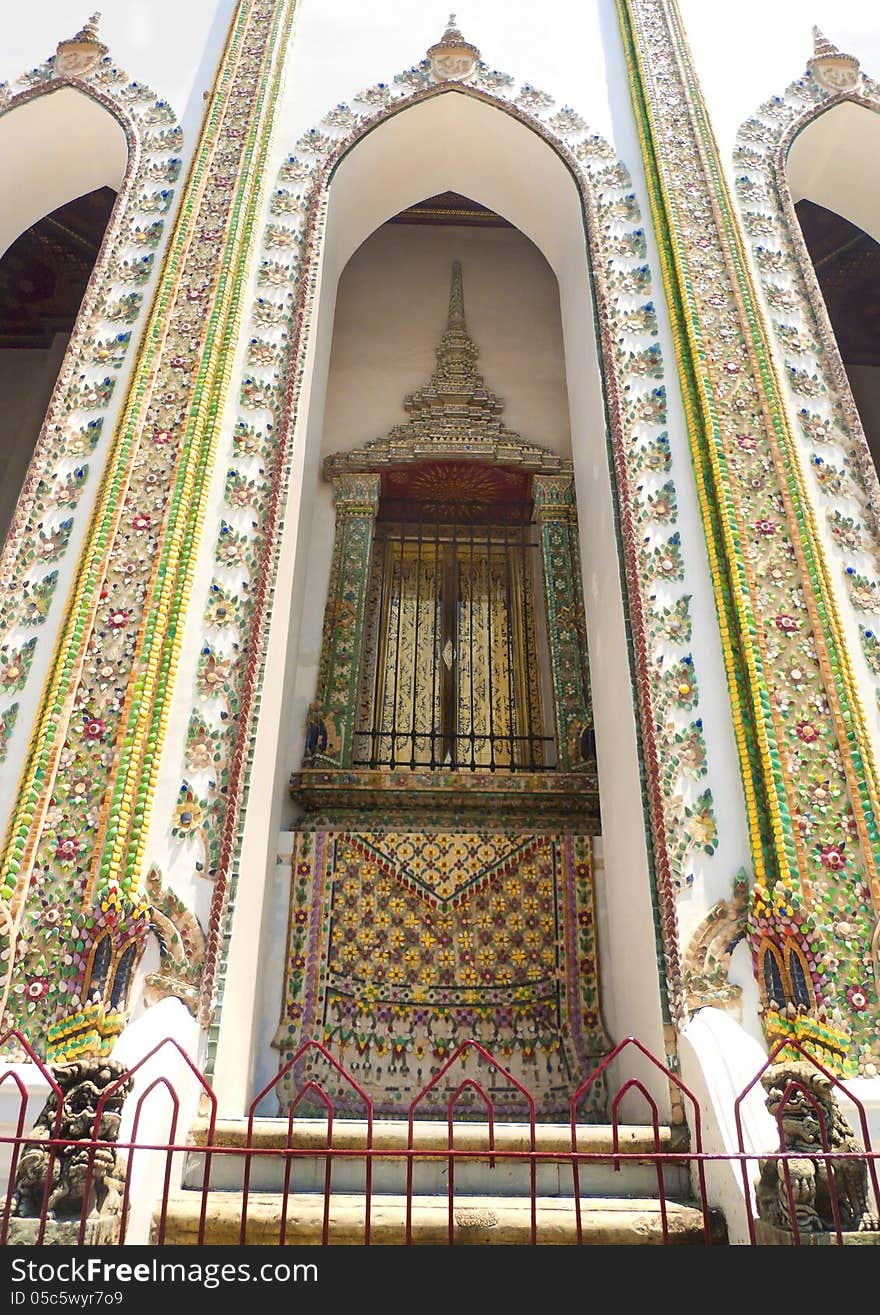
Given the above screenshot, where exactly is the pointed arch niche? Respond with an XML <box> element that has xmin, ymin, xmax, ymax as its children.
<box><xmin>209</xmin><ymin>83</ymin><xmax>705</xmax><ymax>1117</ymax></box>
<box><xmin>0</xmin><ymin>87</ymin><xmax>126</xmax><ymax>542</ymax></box>
<box><xmin>0</xmin><ymin>60</ymin><xmax>181</xmax><ymax>797</ymax></box>
<box><xmin>787</xmin><ymin>101</ymin><xmax>880</xmax><ymax>468</ymax></box>
<box><xmin>734</xmin><ymin>63</ymin><xmax>880</xmax><ymax>755</ymax></box>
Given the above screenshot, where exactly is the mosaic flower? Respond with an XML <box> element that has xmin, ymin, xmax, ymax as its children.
<box><xmin>1</xmin><ymin>659</ymin><xmax>27</xmax><ymax>688</ymax></box>
<box><xmin>818</xmin><ymin>842</ymin><xmax>846</xmax><ymax>872</ymax></box>
<box><xmin>846</xmin><ymin>985</ymin><xmax>870</xmax><ymax>1014</ymax></box>
<box><xmin>196</xmin><ymin>652</ymin><xmax>233</xmax><ymax>697</ymax></box>
<box><xmin>54</xmin><ymin>835</ymin><xmax>82</xmax><ymax>862</ymax></box>
<box><xmin>185</xmin><ymin>734</ymin><xmax>215</xmax><ymax>771</ymax></box>
<box><xmin>173</xmin><ymin>794</ymin><xmax>203</xmax><ymax>834</ymax></box>
<box><xmin>24</xmin><ymin>977</ymin><xmax>50</xmax><ymax>1002</ymax></box>
<box><xmin>82</xmin><ymin>717</ymin><xmax>106</xmax><ymax>741</ymax></box>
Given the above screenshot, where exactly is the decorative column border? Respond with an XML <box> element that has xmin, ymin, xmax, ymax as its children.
<box><xmin>0</xmin><ymin>0</ymin><xmax>300</xmax><ymax>1051</ymax></box>
<box><xmin>167</xmin><ymin>51</ymin><xmax>730</xmax><ymax>1050</ymax></box>
<box><xmin>0</xmin><ymin>56</ymin><xmax>182</xmax><ymax>769</ymax></box>
<box><xmin>533</xmin><ymin>475</ymin><xmax>594</xmax><ymax>769</ymax></box>
<box><xmin>617</xmin><ymin>0</ymin><xmax>880</xmax><ymax>1072</ymax></box>
<box><xmin>303</xmin><ymin>473</ymin><xmax>381</xmax><ymax>768</ymax></box>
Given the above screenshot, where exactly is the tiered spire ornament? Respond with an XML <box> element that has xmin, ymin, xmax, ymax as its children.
<box><xmin>402</xmin><ymin>259</ymin><xmax>504</xmax><ymax>432</ymax></box>
<box><xmin>324</xmin><ymin>262</ymin><xmax>566</xmax><ymax>476</ymax></box>
<box><xmin>55</xmin><ymin>13</ymin><xmax>108</xmax><ymax>78</ymax></box>
<box><xmin>807</xmin><ymin>26</ymin><xmax>860</xmax><ymax>93</ymax></box>
<box><xmin>427</xmin><ymin>15</ymin><xmax>481</xmax><ymax>82</ymax></box>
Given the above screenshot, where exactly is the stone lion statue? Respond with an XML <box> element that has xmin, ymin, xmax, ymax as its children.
<box><xmin>755</xmin><ymin>1061</ymin><xmax>878</xmax><ymax>1235</ymax></box>
<box><xmin>10</xmin><ymin>1059</ymin><xmax>133</xmax><ymax>1220</ymax></box>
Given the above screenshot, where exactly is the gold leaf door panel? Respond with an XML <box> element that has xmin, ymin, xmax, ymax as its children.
<box><xmin>358</xmin><ymin>526</ymin><xmax>545</xmax><ymax>769</ymax></box>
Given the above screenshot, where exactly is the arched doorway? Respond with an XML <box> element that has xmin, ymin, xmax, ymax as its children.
<box><xmin>279</xmin><ymin>207</ymin><xmax>606</xmax><ymax>1115</ymax></box>
<box><xmin>793</xmin><ymin>200</ymin><xmax>880</xmax><ymax>466</ymax></box>
<box><xmin>786</xmin><ymin>99</ymin><xmax>880</xmax><ymax>475</ymax></box>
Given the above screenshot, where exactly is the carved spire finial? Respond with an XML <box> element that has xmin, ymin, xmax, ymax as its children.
<box><xmin>811</xmin><ymin>26</ymin><xmax>838</xmax><ymax>59</ymax></box>
<box><xmin>322</xmin><ymin>260</ymin><xmax>569</xmax><ymax>478</ymax></box>
<box><xmin>808</xmin><ymin>25</ymin><xmax>860</xmax><ymax>92</ymax></box>
<box><xmin>78</xmin><ymin>13</ymin><xmax>103</xmax><ymax>41</ymax></box>
<box><xmin>55</xmin><ymin>12</ymin><xmax>108</xmax><ymax>78</ymax></box>
<box><xmin>448</xmin><ymin>259</ymin><xmax>465</xmax><ymax>325</ymax></box>
<box><xmin>398</xmin><ymin>261</ymin><xmax>506</xmax><ymax>433</ymax></box>
<box><xmin>427</xmin><ymin>14</ymin><xmax>480</xmax><ymax>82</ymax></box>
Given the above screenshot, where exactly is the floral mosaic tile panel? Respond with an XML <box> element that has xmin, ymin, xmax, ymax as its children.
<box><xmin>275</xmin><ymin>830</ymin><xmax>610</xmax><ymax>1119</ymax></box>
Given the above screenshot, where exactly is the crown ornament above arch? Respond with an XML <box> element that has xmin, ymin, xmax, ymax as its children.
<box><xmin>808</xmin><ymin>26</ymin><xmax>861</xmax><ymax>94</ymax></box>
<box><xmin>323</xmin><ymin>260</ymin><xmax>570</xmax><ymax>478</ymax></box>
<box><xmin>427</xmin><ymin>14</ymin><xmax>481</xmax><ymax>83</ymax></box>
<box><xmin>54</xmin><ymin>13</ymin><xmax>108</xmax><ymax>79</ymax></box>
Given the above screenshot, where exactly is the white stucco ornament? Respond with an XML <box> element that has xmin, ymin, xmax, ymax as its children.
<box><xmin>54</xmin><ymin>12</ymin><xmax>108</xmax><ymax>78</ymax></box>
<box><xmin>427</xmin><ymin>14</ymin><xmax>480</xmax><ymax>82</ymax></box>
<box><xmin>807</xmin><ymin>26</ymin><xmax>860</xmax><ymax>93</ymax></box>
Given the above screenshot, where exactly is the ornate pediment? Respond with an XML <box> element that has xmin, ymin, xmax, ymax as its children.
<box><xmin>323</xmin><ymin>261</ymin><xmax>571</xmax><ymax>479</ymax></box>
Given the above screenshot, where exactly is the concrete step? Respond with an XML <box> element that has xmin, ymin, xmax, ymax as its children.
<box><xmin>181</xmin><ymin>1118</ymin><xmax>691</xmax><ymax>1197</ymax></box>
<box><xmin>155</xmin><ymin>1189</ymin><xmax>726</xmax><ymax>1246</ymax></box>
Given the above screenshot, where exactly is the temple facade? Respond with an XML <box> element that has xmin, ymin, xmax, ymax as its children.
<box><xmin>1</xmin><ymin>0</ymin><xmax>880</xmax><ymax>1242</ymax></box>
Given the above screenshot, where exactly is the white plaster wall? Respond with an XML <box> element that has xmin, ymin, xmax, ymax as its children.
<box><xmin>0</xmin><ymin>1</ymin><xmax>234</xmax><ymax>150</ymax></box>
<box><xmin>114</xmin><ymin>2</ymin><xmax>763</xmax><ymax>1112</ymax></box>
<box><xmin>678</xmin><ymin>0</ymin><xmax>880</xmax><ymax>167</ymax></box>
<box><xmin>3</xmin><ymin>0</ymin><xmax>831</xmax><ymax>1107</ymax></box>
<box><xmin>285</xmin><ymin>0</ymin><xmax>623</xmax><ymax>148</ymax></box>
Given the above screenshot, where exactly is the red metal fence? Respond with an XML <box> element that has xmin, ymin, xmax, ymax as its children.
<box><xmin>0</xmin><ymin>1031</ymin><xmax>877</xmax><ymax>1247</ymax></box>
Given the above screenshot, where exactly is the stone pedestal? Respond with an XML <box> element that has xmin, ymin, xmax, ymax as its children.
<box><xmin>4</xmin><ymin>1213</ymin><xmax>123</xmax><ymax>1246</ymax></box>
<box><xmin>755</xmin><ymin>1220</ymin><xmax>880</xmax><ymax>1246</ymax></box>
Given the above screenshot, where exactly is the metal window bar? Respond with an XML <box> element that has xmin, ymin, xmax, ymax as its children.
<box><xmin>355</xmin><ymin>522</ymin><xmax>555</xmax><ymax>771</ymax></box>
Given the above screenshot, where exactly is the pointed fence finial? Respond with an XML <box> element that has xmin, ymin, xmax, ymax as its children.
<box><xmin>808</xmin><ymin>25</ymin><xmax>860</xmax><ymax>92</ymax></box>
<box><xmin>55</xmin><ymin>12</ymin><xmax>108</xmax><ymax>78</ymax></box>
<box><xmin>427</xmin><ymin>15</ymin><xmax>480</xmax><ymax>82</ymax></box>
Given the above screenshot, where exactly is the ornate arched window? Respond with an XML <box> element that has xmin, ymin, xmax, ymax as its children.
<box><xmin>355</xmin><ymin>461</ymin><xmax>549</xmax><ymax>772</ymax></box>
<box><xmin>294</xmin><ymin>262</ymin><xmax>596</xmax><ymax>822</ymax></box>
<box><xmin>761</xmin><ymin>943</ymin><xmax>786</xmax><ymax>1009</ymax></box>
<box><xmin>85</xmin><ymin>933</ymin><xmax>112</xmax><ymax>1002</ymax></box>
<box><xmin>786</xmin><ymin>943</ymin><xmax>814</xmax><ymax>1011</ymax></box>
